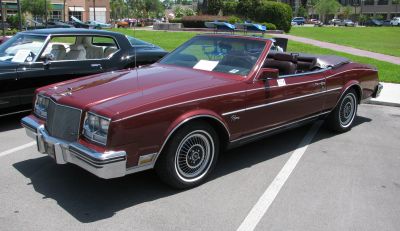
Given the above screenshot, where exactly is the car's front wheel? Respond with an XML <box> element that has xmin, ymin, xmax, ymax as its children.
<box><xmin>326</xmin><ymin>89</ymin><xmax>358</xmax><ymax>132</ymax></box>
<box><xmin>156</xmin><ymin>121</ymin><xmax>219</xmax><ymax>189</ymax></box>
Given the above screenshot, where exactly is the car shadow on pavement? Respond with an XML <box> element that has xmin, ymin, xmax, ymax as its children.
<box><xmin>0</xmin><ymin>113</ymin><xmax>30</xmax><ymax>132</ymax></box>
<box><xmin>12</xmin><ymin>116</ymin><xmax>371</xmax><ymax>223</ymax></box>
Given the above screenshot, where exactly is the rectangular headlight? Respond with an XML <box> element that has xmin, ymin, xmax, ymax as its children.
<box><xmin>34</xmin><ymin>94</ymin><xmax>50</xmax><ymax>119</ymax></box>
<box><xmin>83</xmin><ymin>112</ymin><xmax>111</xmax><ymax>145</ymax></box>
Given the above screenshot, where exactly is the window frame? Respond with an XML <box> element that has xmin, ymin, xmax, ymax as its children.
<box><xmin>35</xmin><ymin>34</ymin><xmax>121</xmax><ymax>63</ymax></box>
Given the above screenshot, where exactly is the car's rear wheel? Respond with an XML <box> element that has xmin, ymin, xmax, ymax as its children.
<box><xmin>326</xmin><ymin>89</ymin><xmax>358</xmax><ymax>132</ymax></box>
<box><xmin>156</xmin><ymin>121</ymin><xmax>219</xmax><ymax>189</ymax></box>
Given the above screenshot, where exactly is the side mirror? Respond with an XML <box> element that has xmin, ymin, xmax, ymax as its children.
<box><xmin>43</xmin><ymin>53</ymin><xmax>54</xmax><ymax>66</ymax></box>
<box><xmin>258</xmin><ymin>68</ymin><xmax>279</xmax><ymax>80</ymax></box>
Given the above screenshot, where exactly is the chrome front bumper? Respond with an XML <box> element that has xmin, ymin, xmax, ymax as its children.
<box><xmin>21</xmin><ymin>116</ymin><xmax>127</xmax><ymax>179</ymax></box>
<box><xmin>373</xmin><ymin>83</ymin><xmax>383</xmax><ymax>98</ymax></box>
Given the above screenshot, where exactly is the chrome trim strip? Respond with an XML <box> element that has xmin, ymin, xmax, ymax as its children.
<box><xmin>222</xmin><ymin>87</ymin><xmax>342</xmax><ymax>116</ymax></box>
<box><xmin>0</xmin><ymin>109</ymin><xmax>31</xmax><ymax>118</ymax></box>
<box><xmin>115</xmin><ymin>69</ymin><xmax>373</xmax><ymax>122</ymax></box>
<box><xmin>279</xmin><ymin>68</ymin><xmax>329</xmax><ymax>78</ymax></box>
<box><xmin>230</xmin><ymin>111</ymin><xmax>330</xmax><ymax>143</ymax></box>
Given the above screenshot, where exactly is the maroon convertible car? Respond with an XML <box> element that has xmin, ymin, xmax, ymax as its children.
<box><xmin>21</xmin><ymin>34</ymin><xmax>382</xmax><ymax>188</ymax></box>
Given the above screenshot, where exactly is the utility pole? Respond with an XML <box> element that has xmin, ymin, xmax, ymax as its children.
<box><xmin>17</xmin><ymin>0</ymin><xmax>22</xmax><ymax>30</ymax></box>
<box><xmin>63</xmin><ymin>0</ymin><xmax>66</xmax><ymax>22</ymax></box>
<box><xmin>45</xmin><ymin>0</ymin><xmax>48</xmax><ymax>27</ymax></box>
<box><xmin>0</xmin><ymin>0</ymin><xmax>5</xmax><ymax>36</ymax></box>
<box><xmin>93</xmin><ymin>0</ymin><xmax>96</xmax><ymax>21</ymax></box>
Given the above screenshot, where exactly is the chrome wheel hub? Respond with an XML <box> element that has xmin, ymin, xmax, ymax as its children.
<box><xmin>339</xmin><ymin>93</ymin><xmax>356</xmax><ymax>127</ymax></box>
<box><xmin>175</xmin><ymin>130</ymin><xmax>214</xmax><ymax>182</ymax></box>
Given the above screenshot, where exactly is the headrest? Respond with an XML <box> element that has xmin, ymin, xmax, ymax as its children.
<box><xmin>52</xmin><ymin>44</ymin><xmax>66</xmax><ymax>50</ymax></box>
<box><xmin>76</xmin><ymin>36</ymin><xmax>92</xmax><ymax>46</ymax></box>
<box><xmin>70</xmin><ymin>44</ymin><xmax>85</xmax><ymax>51</ymax></box>
<box><xmin>273</xmin><ymin>53</ymin><xmax>297</xmax><ymax>63</ymax></box>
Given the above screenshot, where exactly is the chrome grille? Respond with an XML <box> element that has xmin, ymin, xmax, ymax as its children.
<box><xmin>45</xmin><ymin>100</ymin><xmax>82</xmax><ymax>142</ymax></box>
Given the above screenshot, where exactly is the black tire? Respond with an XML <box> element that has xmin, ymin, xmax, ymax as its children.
<box><xmin>325</xmin><ymin>89</ymin><xmax>358</xmax><ymax>132</ymax></box>
<box><xmin>155</xmin><ymin>121</ymin><xmax>219</xmax><ymax>189</ymax></box>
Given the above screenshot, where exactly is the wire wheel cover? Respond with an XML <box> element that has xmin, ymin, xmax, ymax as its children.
<box><xmin>175</xmin><ymin>130</ymin><xmax>214</xmax><ymax>181</ymax></box>
<box><xmin>339</xmin><ymin>93</ymin><xmax>356</xmax><ymax>127</ymax></box>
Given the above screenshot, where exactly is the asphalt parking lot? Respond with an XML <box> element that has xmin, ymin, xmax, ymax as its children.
<box><xmin>0</xmin><ymin>104</ymin><xmax>399</xmax><ymax>231</ymax></box>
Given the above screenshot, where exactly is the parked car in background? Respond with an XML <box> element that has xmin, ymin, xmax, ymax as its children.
<box><xmin>382</xmin><ymin>20</ymin><xmax>392</xmax><ymax>26</ymax></box>
<box><xmin>329</xmin><ymin>18</ymin><xmax>342</xmax><ymax>26</ymax></box>
<box><xmin>70</xmin><ymin>16</ymin><xmax>90</xmax><ymax>29</ymax></box>
<box><xmin>47</xmin><ymin>20</ymin><xmax>74</xmax><ymax>28</ymax></box>
<box><xmin>0</xmin><ymin>28</ymin><xmax>167</xmax><ymax>116</ymax></box>
<box><xmin>292</xmin><ymin>17</ymin><xmax>306</xmax><ymax>25</ymax></box>
<box><xmin>0</xmin><ymin>36</ymin><xmax>10</xmax><ymax>45</ymax></box>
<box><xmin>390</xmin><ymin>17</ymin><xmax>400</xmax><ymax>26</ymax></box>
<box><xmin>21</xmin><ymin>34</ymin><xmax>382</xmax><ymax>189</ymax></box>
<box><xmin>365</xmin><ymin>19</ymin><xmax>383</xmax><ymax>26</ymax></box>
<box><xmin>86</xmin><ymin>20</ymin><xmax>112</xmax><ymax>29</ymax></box>
<box><xmin>338</xmin><ymin>19</ymin><xmax>355</xmax><ymax>27</ymax></box>
<box><xmin>116</xmin><ymin>20</ymin><xmax>129</xmax><ymax>28</ymax></box>
<box><xmin>309</xmin><ymin>19</ymin><xmax>321</xmax><ymax>24</ymax></box>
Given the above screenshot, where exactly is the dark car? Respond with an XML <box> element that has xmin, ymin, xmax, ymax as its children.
<box><xmin>365</xmin><ymin>19</ymin><xmax>383</xmax><ymax>26</ymax></box>
<box><xmin>0</xmin><ymin>28</ymin><xmax>167</xmax><ymax>116</ymax></box>
<box><xmin>21</xmin><ymin>34</ymin><xmax>381</xmax><ymax>188</ymax></box>
<box><xmin>47</xmin><ymin>20</ymin><xmax>74</xmax><ymax>28</ymax></box>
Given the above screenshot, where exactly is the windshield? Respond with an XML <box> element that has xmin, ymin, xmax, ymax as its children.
<box><xmin>159</xmin><ymin>36</ymin><xmax>266</xmax><ymax>76</ymax></box>
<box><xmin>0</xmin><ymin>34</ymin><xmax>47</xmax><ymax>62</ymax></box>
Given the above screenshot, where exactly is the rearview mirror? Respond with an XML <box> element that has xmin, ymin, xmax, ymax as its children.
<box><xmin>258</xmin><ymin>68</ymin><xmax>279</xmax><ymax>80</ymax></box>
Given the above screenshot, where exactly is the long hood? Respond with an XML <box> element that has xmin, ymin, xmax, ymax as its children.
<box><xmin>43</xmin><ymin>64</ymin><xmax>238</xmax><ymax>118</ymax></box>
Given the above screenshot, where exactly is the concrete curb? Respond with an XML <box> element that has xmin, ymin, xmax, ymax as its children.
<box><xmin>364</xmin><ymin>99</ymin><xmax>400</xmax><ymax>108</ymax></box>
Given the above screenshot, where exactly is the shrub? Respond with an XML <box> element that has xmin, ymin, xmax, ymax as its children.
<box><xmin>258</xmin><ymin>22</ymin><xmax>277</xmax><ymax>30</ymax></box>
<box><xmin>184</xmin><ymin>8</ymin><xmax>196</xmax><ymax>16</ymax></box>
<box><xmin>181</xmin><ymin>15</ymin><xmax>230</xmax><ymax>28</ymax></box>
<box><xmin>174</xmin><ymin>6</ymin><xmax>185</xmax><ymax>18</ymax></box>
<box><xmin>6</xmin><ymin>15</ymin><xmax>25</xmax><ymax>29</ymax></box>
<box><xmin>254</xmin><ymin>1</ymin><xmax>292</xmax><ymax>33</ymax></box>
<box><xmin>169</xmin><ymin>18</ymin><xmax>183</xmax><ymax>23</ymax></box>
<box><xmin>228</xmin><ymin>16</ymin><xmax>242</xmax><ymax>24</ymax></box>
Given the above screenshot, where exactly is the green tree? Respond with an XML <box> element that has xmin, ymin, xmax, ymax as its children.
<box><xmin>207</xmin><ymin>0</ymin><xmax>223</xmax><ymax>15</ymax></box>
<box><xmin>110</xmin><ymin>0</ymin><xmax>129</xmax><ymax>20</ymax></box>
<box><xmin>255</xmin><ymin>0</ymin><xmax>292</xmax><ymax>32</ymax></box>
<box><xmin>342</xmin><ymin>5</ymin><xmax>352</xmax><ymax>19</ymax></box>
<box><xmin>21</xmin><ymin>0</ymin><xmax>52</xmax><ymax>19</ymax></box>
<box><xmin>297</xmin><ymin>6</ymin><xmax>307</xmax><ymax>17</ymax></box>
<box><xmin>315</xmin><ymin>0</ymin><xmax>341</xmax><ymax>23</ymax></box>
<box><xmin>237</xmin><ymin>0</ymin><xmax>260</xmax><ymax>19</ymax></box>
<box><xmin>127</xmin><ymin>0</ymin><xmax>146</xmax><ymax>18</ymax></box>
<box><xmin>223</xmin><ymin>0</ymin><xmax>238</xmax><ymax>15</ymax></box>
<box><xmin>307</xmin><ymin>0</ymin><xmax>319</xmax><ymax>17</ymax></box>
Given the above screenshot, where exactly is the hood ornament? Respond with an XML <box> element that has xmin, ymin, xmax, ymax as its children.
<box><xmin>66</xmin><ymin>87</ymin><xmax>73</xmax><ymax>95</ymax></box>
<box><xmin>60</xmin><ymin>87</ymin><xmax>73</xmax><ymax>96</ymax></box>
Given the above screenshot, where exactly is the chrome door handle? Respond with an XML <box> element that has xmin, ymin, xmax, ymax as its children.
<box><xmin>91</xmin><ymin>64</ymin><xmax>102</xmax><ymax>69</ymax></box>
<box><xmin>314</xmin><ymin>82</ymin><xmax>325</xmax><ymax>86</ymax></box>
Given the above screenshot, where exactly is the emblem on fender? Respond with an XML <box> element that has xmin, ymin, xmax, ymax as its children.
<box><xmin>231</xmin><ymin>115</ymin><xmax>240</xmax><ymax>122</ymax></box>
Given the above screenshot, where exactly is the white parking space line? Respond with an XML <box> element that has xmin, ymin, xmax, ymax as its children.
<box><xmin>236</xmin><ymin>121</ymin><xmax>322</xmax><ymax>231</ymax></box>
<box><xmin>0</xmin><ymin>142</ymin><xmax>36</xmax><ymax>158</ymax></box>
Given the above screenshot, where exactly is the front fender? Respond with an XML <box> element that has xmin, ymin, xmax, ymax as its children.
<box><xmin>161</xmin><ymin>109</ymin><xmax>231</xmax><ymax>153</ymax></box>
